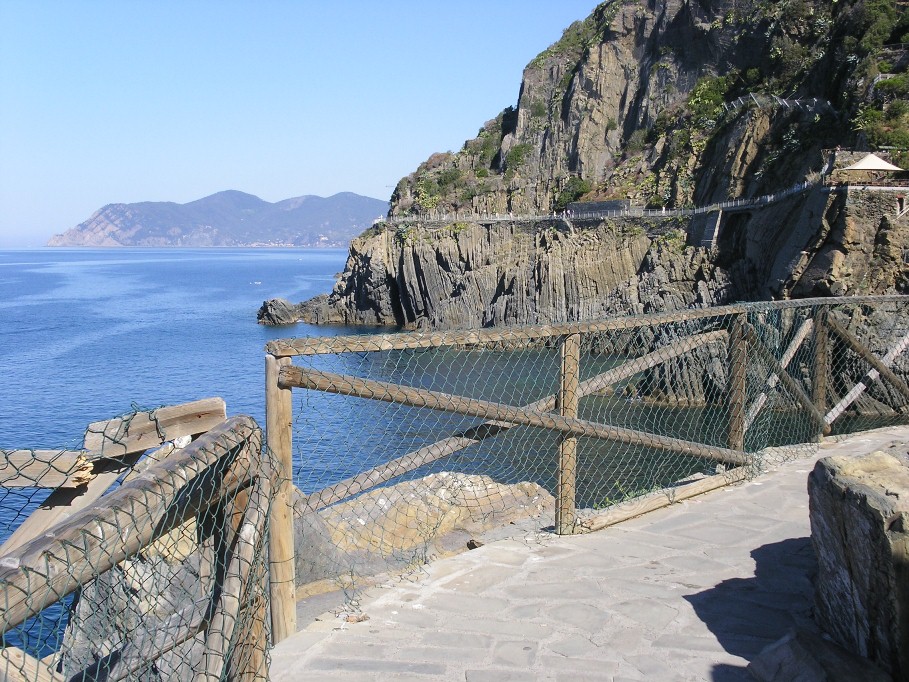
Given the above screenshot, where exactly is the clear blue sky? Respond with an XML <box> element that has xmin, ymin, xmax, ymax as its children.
<box><xmin>0</xmin><ymin>1</ymin><xmax>602</xmax><ymax>247</ymax></box>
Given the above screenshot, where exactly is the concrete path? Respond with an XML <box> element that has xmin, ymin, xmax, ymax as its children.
<box><xmin>271</xmin><ymin>426</ymin><xmax>909</xmax><ymax>681</ymax></box>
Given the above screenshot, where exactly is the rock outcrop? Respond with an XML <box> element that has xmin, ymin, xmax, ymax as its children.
<box><xmin>808</xmin><ymin>449</ymin><xmax>909</xmax><ymax>679</ymax></box>
<box><xmin>293</xmin><ymin>472</ymin><xmax>554</xmax><ymax>591</ymax></box>
<box><xmin>268</xmin><ymin>0</ymin><xmax>909</xmax><ymax>332</ymax></box>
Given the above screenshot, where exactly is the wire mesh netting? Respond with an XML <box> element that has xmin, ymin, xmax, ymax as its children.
<box><xmin>0</xmin><ymin>404</ymin><xmax>273</xmax><ymax>682</ymax></box>
<box><xmin>274</xmin><ymin>296</ymin><xmax>909</xmax><ymax>606</ymax></box>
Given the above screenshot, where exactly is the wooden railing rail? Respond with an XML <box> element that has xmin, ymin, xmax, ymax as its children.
<box><xmin>266</xmin><ymin>295</ymin><xmax>909</xmax><ymax>642</ymax></box>
<box><xmin>0</xmin><ymin>412</ymin><xmax>271</xmax><ymax>682</ymax></box>
<box><xmin>265</xmin><ymin>295</ymin><xmax>909</xmax><ymax>357</ymax></box>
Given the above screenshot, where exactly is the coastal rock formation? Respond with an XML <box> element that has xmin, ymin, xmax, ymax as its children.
<box><xmin>293</xmin><ymin>472</ymin><xmax>554</xmax><ymax>590</ymax></box>
<box><xmin>262</xmin><ymin>186</ymin><xmax>906</xmax><ymax>333</ymax></box>
<box><xmin>269</xmin><ymin>0</ymin><xmax>908</xmax><ymax>333</ymax></box>
<box><xmin>808</xmin><ymin>449</ymin><xmax>909</xmax><ymax>679</ymax></box>
<box><xmin>257</xmin><ymin>297</ymin><xmax>306</xmax><ymax>326</ymax></box>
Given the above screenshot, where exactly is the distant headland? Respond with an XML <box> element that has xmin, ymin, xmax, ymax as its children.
<box><xmin>47</xmin><ymin>190</ymin><xmax>389</xmax><ymax>247</ymax></box>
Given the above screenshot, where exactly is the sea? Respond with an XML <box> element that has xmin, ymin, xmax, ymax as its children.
<box><xmin>0</xmin><ymin>247</ymin><xmax>353</xmax><ymax>450</ymax></box>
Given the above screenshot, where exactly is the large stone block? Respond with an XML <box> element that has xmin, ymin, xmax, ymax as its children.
<box><xmin>808</xmin><ymin>450</ymin><xmax>909</xmax><ymax>680</ymax></box>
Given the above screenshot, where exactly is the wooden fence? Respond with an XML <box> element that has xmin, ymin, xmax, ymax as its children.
<box><xmin>0</xmin><ymin>400</ymin><xmax>273</xmax><ymax>682</ymax></box>
<box><xmin>265</xmin><ymin>295</ymin><xmax>909</xmax><ymax>641</ymax></box>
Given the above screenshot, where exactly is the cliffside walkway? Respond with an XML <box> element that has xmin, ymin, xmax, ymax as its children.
<box><xmin>386</xmin><ymin>154</ymin><xmax>837</xmax><ymax>231</ymax></box>
<box><xmin>271</xmin><ymin>424</ymin><xmax>907</xmax><ymax>680</ymax></box>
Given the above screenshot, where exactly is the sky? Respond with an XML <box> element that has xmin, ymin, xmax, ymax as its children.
<box><xmin>0</xmin><ymin>0</ymin><xmax>602</xmax><ymax>247</ymax></box>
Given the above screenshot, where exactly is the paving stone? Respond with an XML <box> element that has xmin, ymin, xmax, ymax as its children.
<box><xmin>491</xmin><ymin>640</ymin><xmax>538</xmax><ymax>667</ymax></box>
<box><xmin>650</xmin><ymin>631</ymin><xmax>739</xmax><ymax>654</ymax></box>
<box><xmin>421</xmin><ymin>591</ymin><xmax>511</xmax><ymax>615</ymax></box>
<box><xmin>610</xmin><ymin>598</ymin><xmax>679</xmax><ymax>630</ymax></box>
<box><xmin>546</xmin><ymin>602</ymin><xmax>612</xmax><ymax>631</ymax></box>
<box><xmin>626</xmin><ymin>652</ymin><xmax>692</xmax><ymax>680</ymax></box>
<box><xmin>442</xmin><ymin>614</ymin><xmax>554</xmax><ymax>639</ymax></box>
<box><xmin>505</xmin><ymin>579</ymin><xmax>603</xmax><ymax>600</ymax></box>
<box><xmin>594</xmin><ymin>624</ymin><xmax>644</xmax><ymax>651</ymax></box>
<box><xmin>539</xmin><ymin>655</ymin><xmax>620</xmax><ymax>676</ymax></box>
<box><xmin>436</xmin><ymin>564</ymin><xmax>516</xmax><ymax>593</ymax></box>
<box><xmin>305</xmin><ymin>657</ymin><xmax>446</xmax><ymax>675</ymax></box>
<box><xmin>472</xmin><ymin>540</ymin><xmax>537</xmax><ymax>565</ymax></box>
<box><xmin>466</xmin><ymin>670</ymin><xmax>547</xmax><ymax>682</ymax></box>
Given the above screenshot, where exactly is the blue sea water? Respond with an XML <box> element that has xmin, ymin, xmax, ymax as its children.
<box><xmin>0</xmin><ymin>248</ymin><xmax>352</xmax><ymax>449</ymax></box>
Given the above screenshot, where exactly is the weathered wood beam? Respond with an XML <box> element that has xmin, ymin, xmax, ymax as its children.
<box><xmin>556</xmin><ymin>334</ymin><xmax>580</xmax><ymax>535</ymax></box>
<box><xmin>825</xmin><ymin>328</ymin><xmax>909</xmax><ymax>426</ymax></box>
<box><xmin>97</xmin><ymin>598</ymin><xmax>209</xmax><ymax>682</ymax></box>
<box><xmin>265</xmin><ymin>355</ymin><xmax>296</xmax><ymax>644</ymax></box>
<box><xmin>280</xmin><ymin>366</ymin><xmax>749</xmax><ymax>466</ymax></box>
<box><xmin>0</xmin><ymin>450</ymin><xmax>93</xmax><ymax>488</ymax></box>
<box><xmin>295</xmin><ymin>330</ymin><xmax>731</xmax><ymax>514</ymax></box>
<box><xmin>728</xmin><ymin>316</ymin><xmax>748</xmax><ymax>451</ymax></box>
<box><xmin>82</xmin><ymin>397</ymin><xmax>227</xmax><ymax>457</ymax></box>
<box><xmin>0</xmin><ymin>646</ymin><xmax>63</xmax><ymax>682</ymax></box>
<box><xmin>0</xmin><ymin>399</ymin><xmax>228</xmax><ymax>557</ymax></box>
<box><xmin>201</xmin><ymin>472</ymin><xmax>270</xmax><ymax>682</ymax></box>
<box><xmin>266</xmin><ymin>295</ymin><xmax>909</xmax><ymax>357</ymax></box>
<box><xmin>744</xmin><ymin>318</ymin><xmax>814</xmax><ymax>432</ymax></box>
<box><xmin>0</xmin><ymin>417</ymin><xmax>259</xmax><ymax>634</ymax></box>
<box><xmin>578</xmin><ymin>467</ymin><xmax>750</xmax><ymax>533</ymax></box>
<box><xmin>827</xmin><ymin>317</ymin><xmax>909</xmax><ymax>405</ymax></box>
<box><xmin>742</xmin><ymin>324</ymin><xmax>828</xmax><ymax>432</ymax></box>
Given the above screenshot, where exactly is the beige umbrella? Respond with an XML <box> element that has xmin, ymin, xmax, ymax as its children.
<box><xmin>842</xmin><ymin>153</ymin><xmax>904</xmax><ymax>172</ymax></box>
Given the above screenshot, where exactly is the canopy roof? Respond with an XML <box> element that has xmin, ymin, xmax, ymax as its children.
<box><xmin>842</xmin><ymin>153</ymin><xmax>904</xmax><ymax>172</ymax></box>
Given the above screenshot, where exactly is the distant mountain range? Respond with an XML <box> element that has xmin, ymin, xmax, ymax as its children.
<box><xmin>47</xmin><ymin>190</ymin><xmax>389</xmax><ymax>247</ymax></box>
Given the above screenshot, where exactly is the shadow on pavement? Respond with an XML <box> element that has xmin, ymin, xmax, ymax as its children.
<box><xmin>684</xmin><ymin>536</ymin><xmax>818</xmax><ymax>678</ymax></box>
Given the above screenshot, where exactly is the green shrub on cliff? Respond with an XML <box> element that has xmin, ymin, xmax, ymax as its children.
<box><xmin>554</xmin><ymin>177</ymin><xmax>592</xmax><ymax>212</ymax></box>
<box><xmin>687</xmin><ymin>75</ymin><xmax>733</xmax><ymax>128</ymax></box>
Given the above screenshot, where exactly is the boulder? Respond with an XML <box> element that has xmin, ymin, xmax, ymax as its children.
<box><xmin>257</xmin><ymin>297</ymin><xmax>304</xmax><ymax>325</ymax></box>
<box><xmin>808</xmin><ymin>450</ymin><xmax>909</xmax><ymax>679</ymax></box>
<box><xmin>294</xmin><ymin>472</ymin><xmax>554</xmax><ymax>590</ymax></box>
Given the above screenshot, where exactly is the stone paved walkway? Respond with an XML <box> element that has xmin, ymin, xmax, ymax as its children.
<box><xmin>270</xmin><ymin>426</ymin><xmax>909</xmax><ymax>681</ymax></box>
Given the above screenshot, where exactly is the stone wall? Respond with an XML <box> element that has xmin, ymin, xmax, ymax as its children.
<box><xmin>808</xmin><ymin>449</ymin><xmax>909</xmax><ymax>679</ymax></box>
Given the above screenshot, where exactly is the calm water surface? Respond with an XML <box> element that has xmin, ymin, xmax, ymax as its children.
<box><xmin>0</xmin><ymin>248</ymin><xmax>353</xmax><ymax>448</ymax></box>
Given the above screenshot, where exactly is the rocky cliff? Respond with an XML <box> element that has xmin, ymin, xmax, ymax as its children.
<box><xmin>263</xmin><ymin>0</ymin><xmax>909</xmax><ymax>329</ymax></box>
<box><xmin>48</xmin><ymin>190</ymin><xmax>388</xmax><ymax>247</ymax></box>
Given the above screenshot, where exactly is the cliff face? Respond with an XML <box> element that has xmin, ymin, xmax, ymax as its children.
<box><xmin>388</xmin><ymin>0</ymin><xmax>872</xmax><ymax>217</ymax></box>
<box><xmin>271</xmin><ymin>0</ymin><xmax>909</xmax><ymax>329</ymax></box>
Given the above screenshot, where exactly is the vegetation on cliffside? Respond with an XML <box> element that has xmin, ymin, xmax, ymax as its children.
<box><xmin>390</xmin><ymin>0</ymin><xmax>909</xmax><ymax>217</ymax></box>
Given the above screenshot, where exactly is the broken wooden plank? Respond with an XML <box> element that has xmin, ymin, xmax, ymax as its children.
<box><xmin>0</xmin><ymin>399</ymin><xmax>228</xmax><ymax>557</ymax></box>
<box><xmin>82</xmin><ymin>397</ymin><xmax>227</xmax><ymax>458</ymax></box>
<box><xmin>0</xmin><ymin>450</ymin><xmax>93</xmax><ymax>488</ymax></box>
<box><xmin>0</xmin><ymin>417</ymin><xmax>260</xmax><ymax>633</ymax></box>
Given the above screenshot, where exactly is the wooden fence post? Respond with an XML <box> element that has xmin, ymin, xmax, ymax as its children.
<box><xmin>556</xmin><ymin>334</ymin><xmax>581</xmax><ymax>535</ymax></box>
<box><xmin>813</xmin><ymin>309</ymin><xmax>829</xmax><ymax>440</ymax></box>
<box><xmin>728</xmin><ymin>315</ymin><xmax>747</xmax><ymax>452</ymax></box>
<box><xmin>266</xmin><ymin>354</ymin><xmax>296</xmax><ymax>643</ymax></box>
